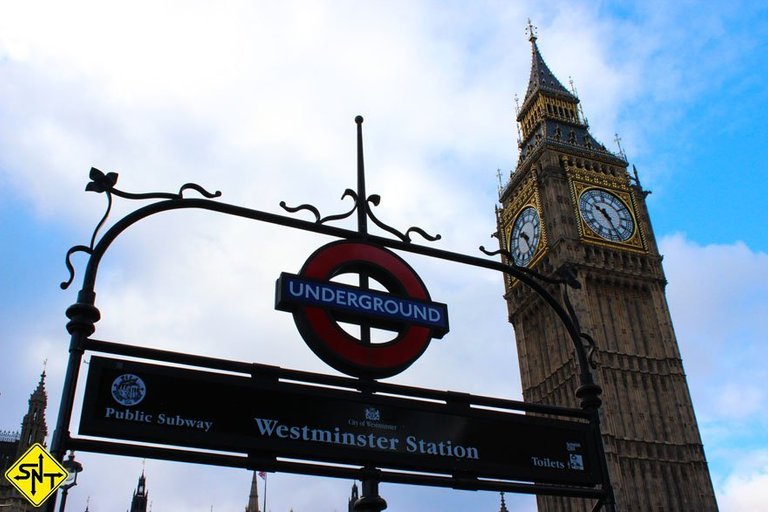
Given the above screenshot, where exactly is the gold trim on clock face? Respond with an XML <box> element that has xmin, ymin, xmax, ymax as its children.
<box><xmin>578</xmin><ymin>188</ymin><xmax>635</xmax><ymax>242</ymax></box>
<box><xmin>509</xmin><ymin>206</ymin><xmax>541</xmax><ymax>266</ymax></box>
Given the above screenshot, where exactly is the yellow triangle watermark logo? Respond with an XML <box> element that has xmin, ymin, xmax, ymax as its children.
<box><xmin>4</xmin><ymin>443</ymin><xmax>69</xmax><ymax>507</ymax></box>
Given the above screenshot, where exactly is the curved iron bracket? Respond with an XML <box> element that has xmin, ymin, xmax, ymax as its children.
<box><xmin>61</xmin><ymin>168</ymin><xmax>221</xmax><ymax>290</ymax></box>
<box><xmin>480</xmin><ymin>246</ymin><xmax>599</xmax><ymax>371</ymax></box>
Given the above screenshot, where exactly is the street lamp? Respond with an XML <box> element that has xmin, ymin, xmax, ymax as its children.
<box><xmin>58</xmin><ymin>451</ymin><xmax>83</xmax><ymax>512</ymax></box>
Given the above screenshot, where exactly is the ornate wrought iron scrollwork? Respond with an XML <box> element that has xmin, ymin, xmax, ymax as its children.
<box><xmin>478</xmin><ymin>245</ymin><xmax>505</xmax><ymax>258</ymax></box>
<box><xmin>580</xmin><ymin>332</ymin><xmax>599</xmax><ymax>370</ymax></box>
<box><xmin>280</xmin><ymin>189</ymin><xmax>442</xmax><ymax>243</ymax></box>
<box><xmin>279</xmin><ymin>117</ymin><xmax>440</xmax><ymax>243</ymax></box>
<box><xmin>61</xmin><ymin>167</ymin><xmax>222</xmax><ymax>290</ymax></box>
<box><xmin>364</xmin><ymin>195</ymin><xmax>440</xmax><ymax>243</ymax></box>
<box><xmin>86</xmin><ymin>166</ymin><xmax>221</xmax><ymax>200</ymax></box>
<box><xmin>61</xmin><ymin>245</ymin><xmax>94</xmax><ymax>290</ymax></box>
<box><xmin>280</xmin><ymin>188</ymin><xmax>359</xmax><ymax>225</ymax></box>
<box><xmin>479</xmin><ymin>245</ymin><xmax>562</xmax><ymax>284</ymax></box>
<box><xmin>556</xmin><ymin>267</ymin><xmax>599</xmax><ymax>370</ymax></box>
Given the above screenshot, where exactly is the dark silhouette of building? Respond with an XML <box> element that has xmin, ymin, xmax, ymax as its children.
<box><xmin>128</xmin><ymin>471</ymin><xmax>149</xmax><ymax>512</ymax></box>
<box><xmin>0</xmin><ymin>371</ymin><xmax>48</xmax><ymax>511</ymax></box>
<box><xmin>496</xmin><ymin>22</ymin><xmax>718</xmax><ymax>510</ymax></box>
<box><xmin>0</xmin><ymin>430</ymin><xmax>20</xmax><ymax>479</ymax></box>
<box><xmin>498</xmin><ymin>492</ymin><xmax>509</xmax><ymax>512</ymax></box>
<box><xmin>347</xmin><ymin>482</ymin><xmax>359</xmax><ymax>512</ymax></box>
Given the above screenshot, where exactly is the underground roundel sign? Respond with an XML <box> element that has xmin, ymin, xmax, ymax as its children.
<box><xmin>275</xmin><ymin>241</ymin><xmax>449</xmax><ymax>379</ymax></box>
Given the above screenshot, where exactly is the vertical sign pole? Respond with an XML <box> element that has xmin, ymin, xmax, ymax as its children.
<box><xmin>57</xmin><ymin>487</ymin><xmax>69</xmax><ymax>512</ymax></box>
<box><xmin>352</xmin><ymin>116</ymin><xmax>383</xmax><ymax>511</ymax></box>
<box><xmin>46</xmin><ymin>291</ymin><xmax>101</xmax><ymax>512</ymax></box>
<box><xmin>355</xmin><ymin>115</ymin><xmax>368</xmax><ymax>237</ymax></box>
<box><xmin>355</xmin><ymin>116</ymin><xmax>372</xmax><ymax>346</ymax></box>
<box><xmin>353</xmin><ymin>471</ymin><xmax>387</xmax><ymax>512</ymax></box>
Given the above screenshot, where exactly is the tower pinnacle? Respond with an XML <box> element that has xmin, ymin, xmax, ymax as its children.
<box><xmin>526</xmin><ymin>18</ymin><xmax>537</xmax><ymax>42</ymax></box>
<box><xmin>17</xmin><ymin>368</ymin><xmax>47</xmax><ymax>455</ymax></box>
<box><xmin>522</xmin><ymin>26</ymin><xmax>577</xmax><ymax>106</ymax></box>
<box><xmin>508</xmin><ymin>23</ymin><xmax>625</xmax><ymax>174</ymax></box>
<box><xmin>129</xmin><ymin>470</ymin><xmax>148</xmax><ymax>512</ymax></box>
<box><xmin>245</xmin><ymin>471</ymin><xmax>260</xmax><ymax>512</ymax></box>
<box><xmin>499</xmin><ymin>492</ymin><xmax>509</xmax><ymax>512</ymax></box>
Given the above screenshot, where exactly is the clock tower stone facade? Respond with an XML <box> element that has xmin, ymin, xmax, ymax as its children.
<box><xmin>497</xmin><ymin>26</ymin><xmax>718</xmax><ymax>511</ymax></box>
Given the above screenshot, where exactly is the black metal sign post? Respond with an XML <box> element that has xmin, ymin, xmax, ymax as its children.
<box><xmin>48</xmin><ymin>117</ymin><xmax>616</xmax><ymax>511</ymax></box>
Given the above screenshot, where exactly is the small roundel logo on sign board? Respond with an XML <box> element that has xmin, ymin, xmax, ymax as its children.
<box><xmin>276</xmin><ymin>241</ymin><xmax>449</xmax><ymax>379</ymax></box>
<box><xmin>111</xmin><ymin>373</ymin><xmax>147</xmax><ymax>406</ymax></box>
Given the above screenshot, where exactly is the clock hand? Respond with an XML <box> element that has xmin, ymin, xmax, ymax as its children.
<box><xmin>597</xmin><ymin>206</ymin><xmax>617</xmax><ymax>227</ymax></box>
<box><xmin>596</xmin><ymin>206</ymin><xmax>622</xmax><ymax>236</ymax></box>
<box><xmin>521</xmin><ymin>232</ymin><xmax>530</xmax><ymax>243</ymax></box>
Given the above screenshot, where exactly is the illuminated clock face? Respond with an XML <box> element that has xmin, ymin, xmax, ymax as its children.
<box><xmin>510</xmin><ymin>206</ymin><xmax>541</xmax><ymax>266</ymax></box>
<box><xmin>579</xmin><ymin>188</ymin><xmax>635</xmax><ymax>242</ymax></box>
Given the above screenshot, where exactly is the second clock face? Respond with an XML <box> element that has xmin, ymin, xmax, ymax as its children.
<box><xmin>579</xmin><ymin>188</ymin><xmax>635</xmax><ymax>242</ymax></box>
<box><xmin>510</xmin><ymin>206</ymin><xmax>541</xmax><ymax>266</ymax></box>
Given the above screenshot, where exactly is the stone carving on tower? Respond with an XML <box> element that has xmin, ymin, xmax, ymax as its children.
<box><xmin>496</xmin><ymin>21</ymin><xmax>718</xmax><ymax>511</ymax></box>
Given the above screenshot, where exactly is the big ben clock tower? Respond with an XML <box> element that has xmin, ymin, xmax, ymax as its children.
<box><xmin>497</xmin><ymin>24</ymin><xmax>718</xmax><ymax>511</ymax></box>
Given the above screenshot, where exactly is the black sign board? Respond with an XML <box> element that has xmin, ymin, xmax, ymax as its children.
<box><xmin>80</xmin><ymin>356</ymin><xmax>599</xmax><ymax>486</ymax></box>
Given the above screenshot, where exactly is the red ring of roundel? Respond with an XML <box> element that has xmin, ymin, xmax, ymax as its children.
<box><xmin>293</xmin><ymin>240</ymin><xmax>434</xmax><ymax>379</ymax></box>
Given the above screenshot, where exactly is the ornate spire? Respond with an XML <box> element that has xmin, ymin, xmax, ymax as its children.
<box><xmin>34</xmin><ymin>368</ymin><xmax>46</xmax><ymax>398</ymax></box>
<box><xmin>522</xmin><ymin>21</ymin><xmax>577</xmax><ymax>107</ymax></box>
<box><xmin>129</xmin><ymin>470</ymin><xmax>148</xmax><ymax>512</ymax></box>
<box><xmin>245</xmin><ymin>471</ymin><xmax>260</xmax><ymax>512</ymax></box>
<box><xmin>614</xmin><ymin>133</ymin><xmax>627</xmax><ymax>160</ymax></box>
<box><xmin>499</xmin><ymin>492</ymin><xmax>509</xmax><ymax>512</ymax></box>
<box><xmin>512</xmin><ymin>21</ymin><xmax>626</xmax><ymax>168</ymax></box>
<box><xmin>17</xmin><ymin>368</ymin><xmax>47</xmax><ymax>455</ymax></box>
<box><xmin>348</xmin><ymin>481</ymin><xmax>359</xmax><ymax>512</ymax></box>
<box><xmin>526</xmin><ymin>18</ymin><xmax>537</xmax><ymax>42</ymax></box>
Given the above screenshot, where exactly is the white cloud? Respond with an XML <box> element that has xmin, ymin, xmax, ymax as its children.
<box><xmin>720</xmin><ymin>472</ymin><xmax>768</xmax><ymax>512</ymax></box>
<box><xmin>714</xmin><ymin>384</ymin><xmax>764</xmax><ymax>422</ymax></box>
<box><xmin>661</xmin><ymin>234</ymin><xmax>768</xmax><ymax>509</ymax></box>
<box><xmin>717</xmin><ymin>450</ymin><xmax>768</xmax><ymax>511</ymax></box>
<box><xmin>661</xmin><ymin>233</ymin><xmax>768</xmax><ymax>401</ymax></box>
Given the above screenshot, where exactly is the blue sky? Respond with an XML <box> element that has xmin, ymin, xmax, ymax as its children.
<box><xmin>1</xmin><ymin>1</ymin><xmax>767</xmax><ymax>511</ymax></box>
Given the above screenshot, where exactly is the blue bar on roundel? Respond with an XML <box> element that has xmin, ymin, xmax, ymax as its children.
<box><xmin>275</xmin><ymin>273</ymin><xmax>449</xmax><ymax>338</ymax></box>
